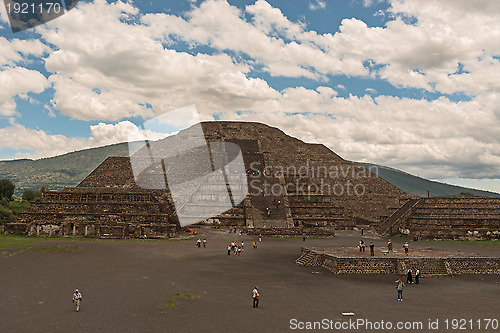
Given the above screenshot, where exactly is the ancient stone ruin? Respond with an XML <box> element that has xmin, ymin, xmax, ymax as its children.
<box><xmin>4</xmin><ymin>121</ymin><xmax>500</xmax><ymax>239</ymax></box>
<box><xmin>296</xmin><ymin>247</ymin><xmax>500</xmax><ymax>275</ymax></box>
<box><xmin>377</xmin><ymin>195</ymin><xmax>500</xmax><ymax>240</ymax></box>
<box><xmin>6</xmin><ymin>157</ymin><xmax>178</xmax><ymax>238</ymax></box>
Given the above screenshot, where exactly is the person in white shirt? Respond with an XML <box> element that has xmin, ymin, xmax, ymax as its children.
<box><xmin>73</xmin><ymin>289</ymin><xmax>82</xmax><ymax>312</ymax></box>
<box><xmin>252</xmin><ymin>287</ymin><xmax>259</xmax><ymax>308</ymax></box>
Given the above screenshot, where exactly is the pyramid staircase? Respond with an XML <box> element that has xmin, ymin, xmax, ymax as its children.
<box><xmin>376</xmin><ymin>198</ymin><xmax>420</xmax><ymax>236</ymax></box>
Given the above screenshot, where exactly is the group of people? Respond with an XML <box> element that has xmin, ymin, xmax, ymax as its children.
<box><xmin>196</xmin><ymin>239</ymin><xmax>207</xmax><ymax>247</ymax></box>
<box><xmin>357</xmin><ymin>239</ymin><xmax>415</xmax><ymax>257</ymax></box>
<box><xmin>406</xmin><ymin>268</ymin><xmax>421</xmax><ymax>284</ymax></box>
<box><xmin>228</xmin><ymin>241</ymin><xmax>245</xmax><ymax>255</ymax></box>
<box><xmin>227</xmin><ymin>236</ymin><xmax>262</xmax><ymax>255</ymax></box>
<box><xmin>358</xmin><ymin>240</ymin><xmax>376</xmax><ymax>256</ymax></box>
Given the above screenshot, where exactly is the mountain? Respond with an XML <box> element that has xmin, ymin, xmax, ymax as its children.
<box><xmin>0</xmin><ymin>143</ymin><xmax>129</xmax><ymax>194</ymax></box>
<box><xmin>360</xmin><ymin>163</ymin><xmax>500</xmax><ymax>198</ymax></box>
<box><xmin>0</xmin><ymin>122</ymin><xmax>498</xmax><ymax>198</ymax></box>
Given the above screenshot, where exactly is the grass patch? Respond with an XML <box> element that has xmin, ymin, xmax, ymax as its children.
<box><xmin>0</xmin><ymin>233</ymin><xmax>42</xmax><ymax>250</ymax></box>
<box><xmin>420</xmin><ymin>239</ymin><xmax>500</xmax><ymax>246</ymax></box>
<box><xmin>7</xmin><ymin>201</ymin><xmax>30</xmax><ymax>213</ymax></box>
<box><xmin>41</xmin><ymin>245</ymin><xmax>80</xmax><ymax>254</ymax></box>
<box><xmin>154</xmin><ymin>292</ymin><xmax>202</xmax><ymax>312</ymax></box>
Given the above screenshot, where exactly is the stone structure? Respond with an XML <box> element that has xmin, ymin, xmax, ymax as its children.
<box><xmin>5</xmin><ymin>157</ymin><xmax>178</xmax><ymax>238</ymax></box>
<box><xmin>379</xmin><ymin>195</ymin><xmax>500</xmax><ymax>240</ymax></box>
<box><xmin>296</xmin><ymin>247</ymin><xmax>500</xmax><ymax>275</ymax></box>
<box><xmin>5</xmin><ymin>121</ymin><xmax>499</xmax><ymax>239</ymax></box>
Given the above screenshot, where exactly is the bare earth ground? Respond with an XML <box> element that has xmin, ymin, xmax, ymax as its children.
<box><xmin>0</xmin><ymin>230</ymin><xmax>499</xmax><ymax>333</ymax></box>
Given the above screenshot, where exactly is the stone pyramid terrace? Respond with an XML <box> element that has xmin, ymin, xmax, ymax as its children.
<box><xmin>296</xmin><ymin>247</ymin><xmax>500</xmax><ymax>275</ymax></box>
<box><xmin>4</xmin><ymin>121</ymin><xmax>500</xmax><ymax>240</ymax></box>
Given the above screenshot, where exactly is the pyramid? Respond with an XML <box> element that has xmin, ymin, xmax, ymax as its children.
<box><xmin>6</xmin><ymin>121</ymin><xmax>409</xmax><ymax>238</ymax></box>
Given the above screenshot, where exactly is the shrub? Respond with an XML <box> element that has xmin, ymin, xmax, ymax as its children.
<box><xmin>22</xmin><ymin>190</ymin><xmax>41</xmax><ymax>202</ymax></box>
<box><xmin>0</xmin><ymin>205</ymin><xmax>16</xmax><ymax>223</ymax></box>
<box><xmin>0</xmin><ymin>179</ymin><xmax>15</xmax><ymax>201</ymax></box>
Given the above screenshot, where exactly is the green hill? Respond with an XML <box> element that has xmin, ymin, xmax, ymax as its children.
<box><xmin>0</xmin><ymin>143</ymin><xmax>129</xmax><ymax>194</ymax></box>
<box><xmin>1</xmin><ymin>141</ymin><xmax>498</xmax><ymax>198</ymax></box>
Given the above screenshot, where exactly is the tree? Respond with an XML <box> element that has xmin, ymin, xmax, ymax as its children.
<box><xmin>22</xmin><ymin>189</ymin><xmax>41</xmax><ymax>202</ymax></box>
<box><xmin>0</xmin><ymin>179</ymin><xmax>15</xmax><ymax>201</ymax></box>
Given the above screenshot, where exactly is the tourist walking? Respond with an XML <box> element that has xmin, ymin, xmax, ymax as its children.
<box><xmin>303</xmin><ymin>233</ymin><xmax>306</xmax><ymax>242</ymax></box>
<box><xmin>404</xmin><ymin>241</ymin><xmax>409</xmax><ymax>255</ymax></box>
<box><xmin>370</xmin><ymin>242</ymin><xmax>375</xmax><ymax>256</ymax></box>
<box><xmin>252</xmin><ymin>286</ymin><xmax>260</xmax><ymax>308</ymax></box>
<box><xmin>203</xmin><ymin>239</ymin><xmax>207</xmax><ymax>247</ymax></box>
<box><xmin>253</xmin><ymin>241</ymin><xmax>257</xmax><ymax>248</ymax></box>
<box><xmin>196</xmin><ymin>239</ymin><xmax>201</xmax><ymax>247</ymax></box>
<box><xmin>415</xmin><ymin>269</ymin><xmax>420</xmax><ymax>284</ymax></box>
<box><xmin>407</xmin><ymin>268</ymin><xmax>413</xmax><ymax>284</ymax></box>
<box><xmin>258</xmin><ymin>234</ymin><xmax>262</xmax><ymax>242</ymax></box>
<box><xmin>395</xmin><ymin>279</ymin><xmax>405</xmax><ymax>301</ymax></box>
<box><xmin>73</xmin><ymin>289</ymin><xmax>82</xmax><ymax>312</ymax></box>
<box><xmin>241</xmin><ymin>241</ymin><xmax>244</xmax><ymax>249</ymax></box>
<box><xmin>227</xmin><ymin>245</ymin><xmax>231</xmax><ymax>255</ymax></box>
<box><xmin>361</xmin><ymin>228</ymin><xmax>364</xmax><ymax>236</ymax></box>
<box><xmin>388</xmin><ymin>239</ymin><xmax>393</xmax><ymax>252</ymax></box>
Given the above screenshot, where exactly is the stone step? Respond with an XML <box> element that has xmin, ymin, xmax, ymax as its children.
<box><xmin>295</xmin><ymin>252</ymin><xmax>321</xmax><ymax>266</ymax></box>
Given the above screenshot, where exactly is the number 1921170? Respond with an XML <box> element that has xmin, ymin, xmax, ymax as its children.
<box><xmin>444</xmin><ymin>319</ymin><xmax>498</xmax><ymax>330</ymax></box>
<box><xmin>5</xmin><ymin>2</ymin><xmax>62</xmax><ymax>14</ymax></box>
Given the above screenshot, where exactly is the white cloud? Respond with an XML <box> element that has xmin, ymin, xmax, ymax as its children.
<box><xmin>0</xmin><ymin>121</ymin><xmax>170</xmax><ymax>160</ymax></box>
<box><xmin>90</xmin><ymin>121</ymin><xmax>169</xmax><ymax>146</ymax></box>
<box><xmin>0</xmin><ymin>67</ymin><xmax>49</xmax><ymax>116</ymax></box>
<box><xmin>0</xmin><ymin>37</ymin><xmax>49</xmax><ymax>66</ymax></box>
<box><xmin>309</xmin><ymin>0</ymin><xmax>326</xmax><ymax>11</ymax></box>
<box><xmin>39</xmin><ymin>0</ymin><xmax>278</xmax><ymax>121</ymax></box>
<box><xmin>0</xmin><ymin>123</ymin><xmax>87</xmax><ymax>159</ymax></box>
<box><xmin>143</xmin><ymin>0</ymin><xmax>367</xmax><ymax>79</ymax></box>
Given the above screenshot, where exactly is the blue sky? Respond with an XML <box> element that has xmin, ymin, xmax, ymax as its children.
<box><xmin>0</xmin><ymin>0</ymin><xmax>500</xmax><ymax>193</ymax></box>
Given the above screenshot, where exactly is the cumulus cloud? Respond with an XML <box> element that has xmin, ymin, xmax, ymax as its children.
<box><xmin>37</xmin><ymin>0</ymin><xmax>278</xmax><ymax>121</ymax></box>
<box><xmin>143</xmin><ymin>0</ymin><xmax>367</xmax><ymax>79</ymax></box>
<box><xmin>90</xmin><ymin>121</ymin><xmax>169</xmax><ymax>146</ymax></box>
<box><xmin>0</xmin><ymin>121</ymin><xmax>171</xmax><ymax>160</ymax></box>
<box><xmin>0</xmin><ymin>37</ymin><xmax>49</xmax><ymax>66</ymax></box>
<box><xmin>0</xmin><ymin>67</ymin><xmax>49</xmax><ymax>116</ymax></box>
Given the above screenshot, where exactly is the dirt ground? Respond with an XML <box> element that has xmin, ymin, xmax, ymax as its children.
<box><xmin>0</xmin><ymin>230</ymin><xmax>499</xmax><ymax>333</ymax></box>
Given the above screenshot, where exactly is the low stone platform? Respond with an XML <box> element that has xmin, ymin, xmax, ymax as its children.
<box><xmin>296</xmin><ymin>247</ymin><xmax>500</xmax><ymax>276</ymax></box>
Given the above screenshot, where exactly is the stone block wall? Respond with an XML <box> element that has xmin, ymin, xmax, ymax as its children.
<box><xmin>297</xmin><ymin>248</ymin><xmax>500</xmax><ymax>275</ymax></box>
<box><xmin>398</xmin><ymin>196</ymin><xmax>500</xmax><ymax>240</ymax></box>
